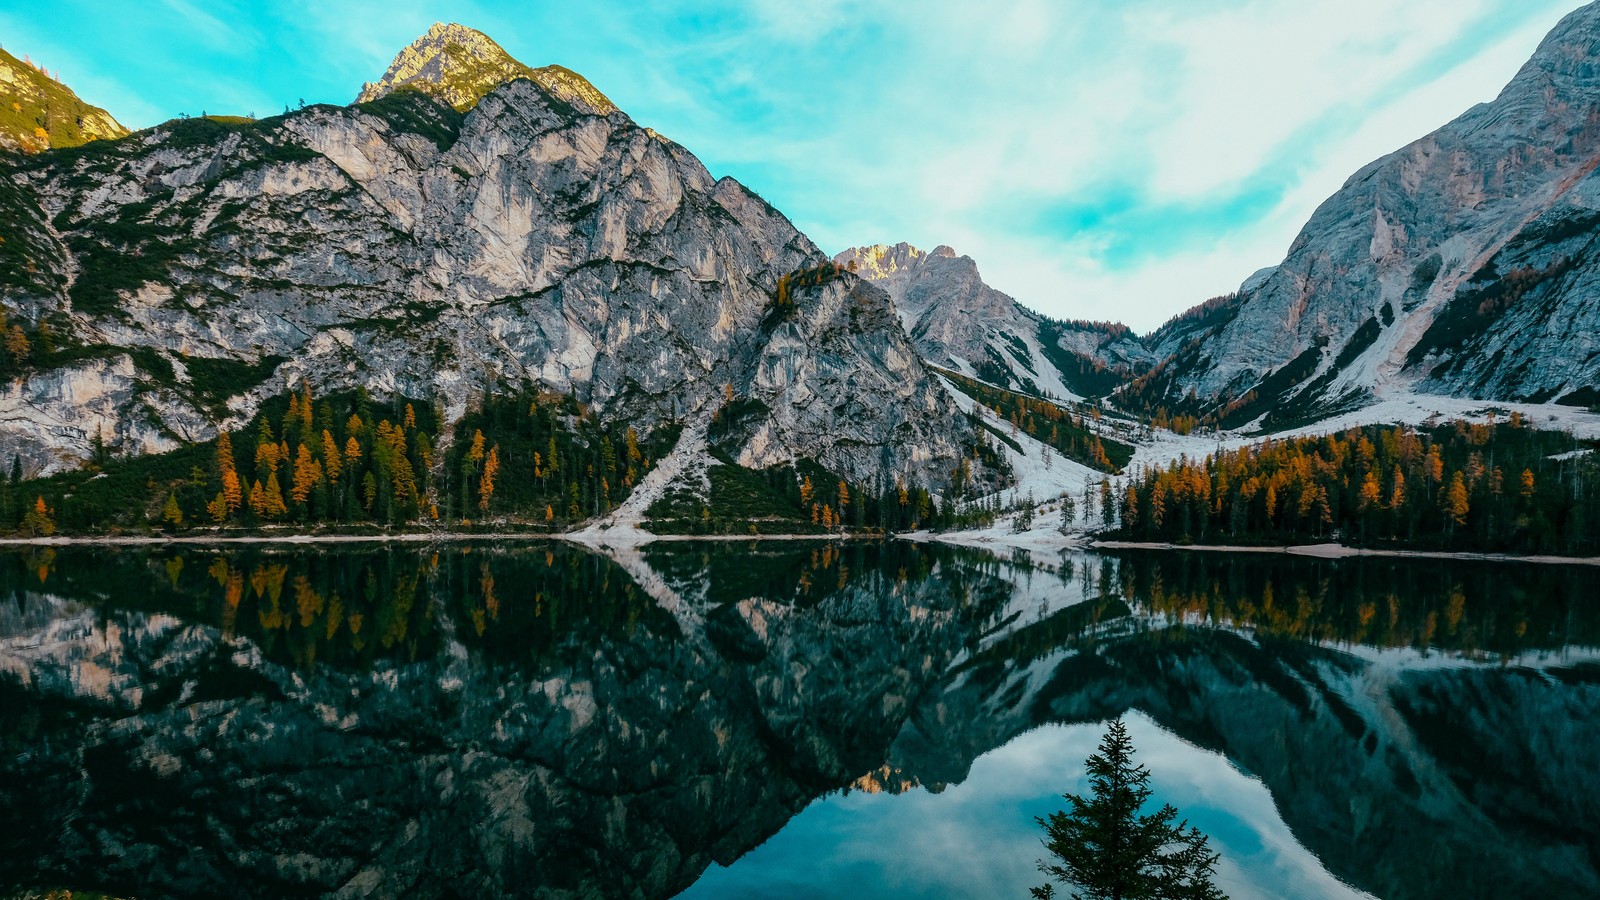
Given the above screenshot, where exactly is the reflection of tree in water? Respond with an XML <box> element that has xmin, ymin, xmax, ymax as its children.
<box><xmin>0</xmin><ymin>548</ymin><xmax>57</xmax><ymax>595</ymax></box>
<box><xmin>3</xmin><ymin>541</ymin><xmax>990</xmax><ymax>677</ymax></box>
<box><xmin>445</xmin><ymin>546</ymin><xmax>682</xmax><ymax>669</ymax></box>
<box><xmin>1</xmin><ymin>546</ymin><xmax>443</xmax><ymax>671</ymax></box>
<box><xmin>180</xmin><ymin>550</ymin><xmax>437</xmax><ymax>671</ymax></box>
<box><xmin>1107</xmin><ymin>551</ymin><xmax>1599</xmax><ymax>656</ymax></box>
<box><xmin>4</xmin><ymin>543</ymin><xmax>1597</xmax><ymax>900</ymax></box>
<box><xmin>0</xmin><ymin>540</ymin><xmax>1014</xmax><ymax>899</ymax></box>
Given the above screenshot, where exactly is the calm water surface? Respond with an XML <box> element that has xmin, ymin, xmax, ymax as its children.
<box><xmin>1</xmin><ymin>542</ymin><xmax>1596</xmax><ymax>899</ymax></box>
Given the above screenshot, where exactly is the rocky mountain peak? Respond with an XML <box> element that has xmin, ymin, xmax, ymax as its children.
<box><xmin>0</xmin><ymin>34</ymin><xmax>985</xmax><ymax>493</ymax></box>
<box><xmin>835</xmin><ymin>240</ymin><xmax>1155</xmax><ymax>400</ymax></box>
<box><xmin>1118</xmin><ymin>0</ymin><xmax>1600</xmax><ymax>427</ymax></box>
<box><xmin>0</xmin><ymin>47</ymin><xmax>128</xmax><ymax>152</ymax></box>
<box><xmin>355</xmin><ymin>22</ymin><xmax>616</xmax><ymax>115</ymax></box>
<box><xmin>834</xmin><ymin>242</ymin><xmax>928</xmax><ymax>280</ymax></box>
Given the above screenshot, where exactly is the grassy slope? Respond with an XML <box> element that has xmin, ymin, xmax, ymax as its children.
<box><xmin>0</xmin><ymin>47</ymin><xmax>129</xmax><ymax>151</ymax></box>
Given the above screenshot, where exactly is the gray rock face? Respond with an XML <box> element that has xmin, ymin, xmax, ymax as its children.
<box><xmin>355</xmin><ymin>23</ymin><xmax>617</xmax><ymax>114</ymax></box>
<box><xmin>0</xmin><ymin>542</ymin><xmax>1006</xmax><ymax>899</ymax></box>
<box><xmin>835</xmin><ymin>242</ymin><xmax>1152</xmax><ymax>400</ymax></box>
<box><xmin>1148</xmin><ymin>1</ymin><xmax>1600</xmax><ymax>420</ymax></box>
<box><xmin>732</xmin><ymin>274</ymin><xmax>972</xmax><ymax>480</ymax></box>
<box><xmin>0</xmin><ymin>29</ymin><xmax>982</xmax><ymax>490</ymax></box>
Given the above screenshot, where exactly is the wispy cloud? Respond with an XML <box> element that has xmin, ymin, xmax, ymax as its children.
<box><xmin>541</xmin><ymin>0</ymin><xmax>1578</xmax><ymax>329</ymax></box>
<box><xmin>0</xmin><ymin>0</ymin><xmax>1582</xmax><ymax>329</ymax></box>
<box><xmin>158</xmin><ymin>0</ymin><xmax>252</xmax><ymax>52</ymax></box>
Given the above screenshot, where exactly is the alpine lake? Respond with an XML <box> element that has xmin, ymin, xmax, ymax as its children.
<box><xmin>1</xmin><ymin>539</ymin><xmax>1596</xmax><ymax>900</ymax></box>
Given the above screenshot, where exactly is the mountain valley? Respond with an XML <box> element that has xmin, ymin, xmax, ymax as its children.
<box><xmin>4</xmin><ymin>10</ymin><xmax>1600</xmax><ymax>542</ymax></box>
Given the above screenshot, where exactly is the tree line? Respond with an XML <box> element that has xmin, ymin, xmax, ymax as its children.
<box><xmin>941</xmin><ymin>369</ymin><xmax>1132</xmax><ymax>473</ymax></box>
<box><xmin>0</xmin><ymin>384</ymin><xmax>442</xmax><ymax>534</ymax></box>
<box><xmin>443</xmin><ymin>388</ymin><xmax>678</xmax><ymax>526</ymax></box>
<box><xmin>0</xmin><ymin>384</ymin><xmax>680</xmax><ymax>535</ymax></box>
<box><xmin>645</xmin><ymin>454</ymin><xmax>1003</xmax><ymax>536</ymax></box>
<box><xmin>1109</xmin><ymin>417</ymin><xmax>1600</xmax><ymax>555</ymax></box>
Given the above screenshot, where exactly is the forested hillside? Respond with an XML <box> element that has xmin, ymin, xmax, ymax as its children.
<box><xmin>0</xmin><ymin>385</ymin><xmax>677</xmax><ymax>535</ymax></box>
<box><xmin>1111</xmin><ymin>417</ymin><xmax>1600</xmax><ymax>555</ymax></box>
<box><xmin>940</xmin><ymin>370</ymin><xmax>1133</xmax><ymax>472</ymax></box>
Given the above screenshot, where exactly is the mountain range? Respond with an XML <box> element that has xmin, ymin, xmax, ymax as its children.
<box><xmin>0</xmin><ymin>23</ymin><xmax>988</xmax><ymax>501</ymax></box>
<box><xmin>5</xmin><ymin>6</ymin><xmax>1600</xmax><ymax>521</ymax></box>
<box><xmin>840</xmin><ymin>2</ymin><xmax>1600</xmax><ymax>431</ymax></box>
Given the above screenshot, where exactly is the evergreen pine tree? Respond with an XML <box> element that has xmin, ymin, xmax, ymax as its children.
<box><xmin>1032</xmin><ymin>719</ymin><xmax>1225</xmax><ymax>900</ymax></box>
<box><xmin>162</xmin><ymin>494</ymin><xmax>184</xmax><ymax>529</ymax></box>
<box><xmin>1060</xmin><ymin>493</ymin><xmax>1077</xmax><ymax>535</ymax></box>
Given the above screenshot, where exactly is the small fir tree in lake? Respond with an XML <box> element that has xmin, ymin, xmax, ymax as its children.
<box><xmin>1032</xmin><ymin>719</ymin><xmax>1225</xmax><ymax>900</ymax></box>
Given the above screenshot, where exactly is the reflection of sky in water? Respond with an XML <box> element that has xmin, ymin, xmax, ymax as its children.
<box><xmin>679</xmin><ymin>714</ymin><xmax>1373</xmax><ymax>900</ymax></box>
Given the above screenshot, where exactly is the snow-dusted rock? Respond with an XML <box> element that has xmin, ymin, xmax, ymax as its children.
<box><xmin>1149</xmin><ymin>1</ymin><xmax>1600</xmax><ymax>418</ymax></box>
<box><xmin>835</xmin><ymin>242</ymin><xmax>1152</xmax><ymax>400</ymax></box>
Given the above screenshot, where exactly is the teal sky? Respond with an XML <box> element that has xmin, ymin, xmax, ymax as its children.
<box><xmin>0</xmin><ymin>0</ymin><xmax>1584</xmax><ymax>330</ymax></box>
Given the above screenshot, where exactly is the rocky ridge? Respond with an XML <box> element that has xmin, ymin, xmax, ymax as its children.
<box><xmin>835</xmin><ymin>242</ymin><xmax>1153</xmax><ymax>401</ymax></box>
<box><xmin>1133</xmin><ymin>0</ymin><xmax>1600</xmax><ymax>424</ymax></box>
<box><xmin>0</xmin><ymin>47</ymin><xmax>128</xmax><ymax>152</ymax></box>
<box><xmin>0</xmin><ymin>26</ymin><xmax>984</xmax><ymax>495</ymax></box>
<box><xmin>842</xmin><ymin>4</ymin><xmax>1600</xmax><ymax>431</ymax></box>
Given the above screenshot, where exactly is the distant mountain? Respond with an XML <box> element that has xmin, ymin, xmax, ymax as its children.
<box><xmin>851</xmin><ymin>4</ymin><xmax>1600</xmax><ymax>433</ymax></box>
<box><xmin>835</xmin><ymin>242</ymin><xmax>1152</xmax><ymax>400</ymax></box>
<box><xmin>0</xmin><ymin>24</ymin><xmax>990</xmax><ymax>505</ymax></box>
<box><xmin>0</xmin><ymin>47</ymin><xmax>127</xmax><ymax>152</ymax></box>
<box><xmin>1128</xmin><ymin>0</ymin><xmax>1600</xmax><ymax>428</ymax></box>
<box><xmin>355</xmin><ymin>23</ymin><xmax>615</xmax><ymax>114</ymax></box>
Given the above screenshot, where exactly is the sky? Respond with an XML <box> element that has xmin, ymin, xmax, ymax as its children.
<box><xmin>0</xmin><ymin>0</ymin><xmax>1585</xmax><ymax>330</ymax></box>
<box><xmin>683</xmin><ymin>716</ymin><xmax>1372</xmax><ymax>900</ymax></box>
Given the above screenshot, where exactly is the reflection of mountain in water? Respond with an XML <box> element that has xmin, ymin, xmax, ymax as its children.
<box><xmin>0</xmin><ymin>544</ymin><xmax>1596</xmax><ymax>899</ymax></box>
<box><xmin>898</xmin><ymin>551</ymin><xmax>1600</xmax><ymax>900</ymax></box>
<box><xmin>0</xmin><ymin>542</ymin><xmax>1006</xmax><ymax>899</ymax></box>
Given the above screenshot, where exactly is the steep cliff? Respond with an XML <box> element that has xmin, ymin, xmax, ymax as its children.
<box><xmin>0</xmin><ymin>25</ymin><xmax>981</xmax><ymax>496</ymax></box>
<box><xmin>1139</xmin><ymin>1</ymin><xmax>1600</xmax><ymax>424</ymax></box>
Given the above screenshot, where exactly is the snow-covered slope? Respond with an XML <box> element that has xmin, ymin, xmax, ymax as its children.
<box><xmin>1135</xmin><ymin>1</ymin><xmax>1600</xmax><ymax>425</ymax></box>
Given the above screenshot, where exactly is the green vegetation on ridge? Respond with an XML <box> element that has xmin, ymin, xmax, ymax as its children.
<box><xmin>1110</xmin><ymin>416</ymin><xmax>1600</xmax><ymax>555</ymax></box>
<box><xmin>941</xmin><ymin>369</ymin><xmax>1133</xmax><ymax>473</ymax></box>
<box><xmin>0</xmin><ymin>47</ymin><xmax>128</xmax><ymax>152</ymax></box>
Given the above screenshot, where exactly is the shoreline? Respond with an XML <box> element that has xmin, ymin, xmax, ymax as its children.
<box><xmin>0</xmin><ymin>529</ymin><xmax>870</xmax><ymax>548</ymax></box>
<box><xmin>1090</xmin><ymin>540</ymin><xmax>1600</xmax><ymax>567</ymax></box>
<box><xmin>3</xmin><ymin>530</ymin><xmax>1597</xmax><ymax>566</ymax></box>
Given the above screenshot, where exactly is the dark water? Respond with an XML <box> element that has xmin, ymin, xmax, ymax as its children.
<box><xmin>1</xmin><ymin>542</ymin><xmax>1596</xmax><ymax>899</ymax></box>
